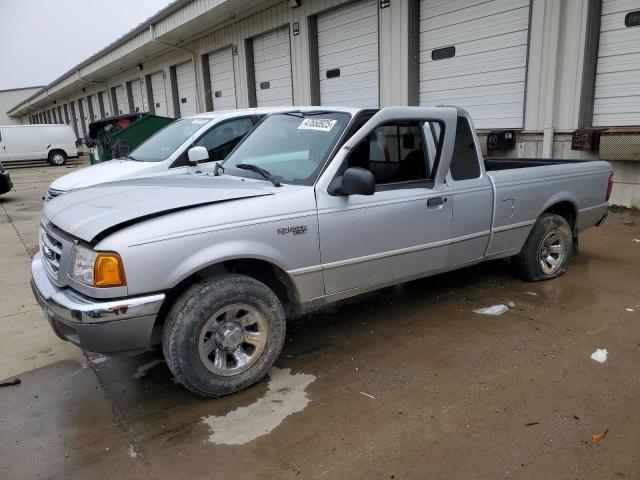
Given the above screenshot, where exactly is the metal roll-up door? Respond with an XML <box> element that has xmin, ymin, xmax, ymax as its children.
<box><xmin>317</xmin><ymin>0</ymin><xmax>379</xmax><ymax>107</ymax></box>
<box><xmin>593</xmin><ymin>0</ymin><xmax>640</xmax><ymax>126</ymax></box>
<box><xmin>176</xmin><ymin>61</ymin><xmax>197</xmax><ymax>117</ymax></box>
<box><xmin>150</xmin><ymin>72</ymin><xmax>168</xmax><ymax>116</ymax></box>
<box><xmin>253</xmin><ymin>26</ymin><xmax>293</xmax><ymax>106</ymax></box>
<box><xmin>73</xmin><ymin>101</ymin><xmax>83</xmax><ymax>137</ymax></box>
<box><xmin>419</xmin><ymin>0</ymin><xmax>531</xmax><ymax>128</ymax></box>
<box><xmin>208</xmin><ymin>47</ymin><xmax>237</xmax><ymax>110</ymax></box>
<box><xmin>114</xmin><ymin>85</ymin><xmax>126</xmax><ymax>114</ymax></box>
<box><xmin>130</xmin><ymin>78</ymin><xmax>146</xmax><ymax>113</ymax></box>
<box><xmin>90</xmin><ymin>94</ymin><xmax>100</xmax><ymax>120</ymax></box>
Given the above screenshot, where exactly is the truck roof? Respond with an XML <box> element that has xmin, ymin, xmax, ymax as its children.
<box><xmin>188</xmin><ymin>106</ymin><xmax>368</xmax><ymax>121</ymax></box>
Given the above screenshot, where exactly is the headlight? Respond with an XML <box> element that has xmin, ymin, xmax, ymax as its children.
<box><xmin>69</xmin><ymin>245</ymin><xmax>126</xmax><ymax>287</ymax></box>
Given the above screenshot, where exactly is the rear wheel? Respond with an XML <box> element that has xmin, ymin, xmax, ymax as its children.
<box><xmin>162</xmin><ymin>274</ymin><xmax>286</xmax><ymax>397</ymax></box>
<box><xmin>513</xmin><ymin>213</ymin><xmax>573</xmax><ymax>282</ymax></box>
<box><xmin>48</xmin><ymin>150</ymin><xmax>67</xmax><ymax>166</ymax></box>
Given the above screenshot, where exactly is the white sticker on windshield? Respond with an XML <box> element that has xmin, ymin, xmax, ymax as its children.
<box><xmin>298</xmin><ymin>118</ymin><xmax>337</xmax><ymax>132</ymax></box>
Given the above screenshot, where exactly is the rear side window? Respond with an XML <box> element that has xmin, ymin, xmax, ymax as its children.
<box><xmin>450</xmin><ymin>117</ymin><xmax>480</xmax><ymax>181</ymax></box>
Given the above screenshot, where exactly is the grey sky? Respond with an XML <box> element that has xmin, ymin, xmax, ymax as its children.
<box><xmin>0</xmin><ymin>0</ymin><xmax>174</xmax><ymax>90</ymax></box>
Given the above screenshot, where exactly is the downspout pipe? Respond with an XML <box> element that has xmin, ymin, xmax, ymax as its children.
<box><xmin>149</xmin><ymin>24</ymin><xmax>202</xmax><ymax>114</ymax></box>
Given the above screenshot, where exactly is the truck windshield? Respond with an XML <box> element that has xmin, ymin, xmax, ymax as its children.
<box><xmin>222</xmin><ymin>112</ymin><xmax>350</xmax><ymax>185</ymax></box>
<box><xmin>128</xmin><ymin>118</ymin><xmax>209</xmax><ymax>162</ymax></box>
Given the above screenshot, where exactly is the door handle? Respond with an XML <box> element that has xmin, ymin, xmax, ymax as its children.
<box><xmin>427</xmin><ymin>196</ymin><xmax>445</xmax><ymax>207</ymax></box>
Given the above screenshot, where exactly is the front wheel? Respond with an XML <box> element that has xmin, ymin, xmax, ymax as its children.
<box><xmin>162</xmin><ymin>274</ymin><xmax>286</xmax><ymax>397</ymax></box>
<box><xmin>48</xmin><ymin>150</ymin><xmax>67</xmax><ymax>166</ymax></box>
<box><xmin>513</xmin><ymin>213</ymin><xmax>573</xmax><ymax>282</ymax></box>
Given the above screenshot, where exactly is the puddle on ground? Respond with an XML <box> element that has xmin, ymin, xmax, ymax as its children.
<box><xmin>201</xmin><ymin>367</ymin><xmax>315</xmax><ymax>445</ymax></box>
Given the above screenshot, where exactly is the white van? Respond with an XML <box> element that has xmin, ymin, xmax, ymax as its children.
<box><xmin>0</xmin><ymin>124</ymin><xmax>78</xmax><ymax>166</ymax></box>
<box><xmin>46</xmin><ymin>107</ymin><xmax>300</xmax><ymax>199</ymax></box>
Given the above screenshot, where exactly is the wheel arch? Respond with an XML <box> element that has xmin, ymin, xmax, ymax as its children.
<box><xmin>540</xmin><ymin>199</ymin><xmax>578</xmax><ymax>232</ymax></box>
<box><xmin>158</xmin><ymin>256</ymin><xmax>302</xmax><ymax>324</ymax></box>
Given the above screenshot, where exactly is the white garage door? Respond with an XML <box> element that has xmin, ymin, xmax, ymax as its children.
<box><xmin>253</xmin><ymin>26</ymin><xmax>293</xmax><ymax>107</ymax></box>
<box><xmin>208</xmin><ymin>48</ymin><xmax>237</xmax><ymax>111</ymax></box>
<box><xmin>90</xmin><ymin>94</ymin><xmax>100</xmax><ymax>120</ymax></box>
<box><xmin>419</xmin><ymin>0</ymin><xmax>531</xmax><ymax>129</ymax></box>
<box><xmin>80</xmin><ymin>98</ymin><xmax>90</xmax><ymax>132</ymax></box>
<box><xmin>318</xmin><ymin>0</ymin><xmax>379</xmax><ymax>107</ymax></box>
<box><xmin>593</xmin><ymin>0</ymin><xmax>640</xmax><ymax>126</ymax></box>
<box><xmin>150</xmin><ymin>72</ymin><xmax>168</xmax><ymax>116</ymax></box>
<box><xmin>73</xmin><ymin>101</ymin><xmax>84</xmax><ymax>137</ymax></box>
<box><xmin>114</xmin><ymin>85</ymin><xmax>127</xmax><ymax>115</ymax></box>
<box><xmin>129</xmin><ymin>78</ymin><xmax>146</xmax><ymax>113</ymax></box>
<box><xmin>175</xmin><ymin>61</ymin><xmax>197</xmax><ymax>117</ymax></box>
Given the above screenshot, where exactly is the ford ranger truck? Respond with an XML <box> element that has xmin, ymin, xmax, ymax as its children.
<box><xmin>31</xmin><ymin>107</ymin><xmax>613</xmax><ymax>397</ymax></box>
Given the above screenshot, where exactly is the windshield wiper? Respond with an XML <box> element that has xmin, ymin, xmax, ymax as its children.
<box><xmin>236</xmin><ymin>164</ymin><xmax>281</xmax><ymax>187</ymax></box>
<box><xmin>125</xmin><ymin>155</ymin><xmax>140</xmax><ymax>162</ymax></box>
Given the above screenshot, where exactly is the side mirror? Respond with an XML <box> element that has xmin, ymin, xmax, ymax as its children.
<box><xmin>187</xmin><ymin>146</ymin><xmax>209</xmax><ymax>166</ymax></box>
<box><xmin>329</xmin><ymin>167</ymin><xmax>375</xmax><ymax>196</ymax></box>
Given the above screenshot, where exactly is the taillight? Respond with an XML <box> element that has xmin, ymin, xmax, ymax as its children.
<box><xmin>605</xmin><ymin>173</ymin><xmax>613</xmax><ymax>201</ymax></box>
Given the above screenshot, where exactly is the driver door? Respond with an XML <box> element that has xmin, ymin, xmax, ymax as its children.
<box><xmin>315</xmin><ymin>109</ymin><xmax>457</xmax><ymax>297</ymax></box>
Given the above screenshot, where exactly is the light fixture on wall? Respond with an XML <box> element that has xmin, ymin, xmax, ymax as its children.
<box><xmin>289</xmin><ymin>0</ymin><xmax>300</xmax><ymax>7</ymax></box>
<box><xmin>138</xmin><ymin>64</ymin><xmax>143</xmax><ymax>70</ymax></box>
<box><xmin>231</xmin><ymin>45</ymin><xmax>238</xmax><ymax>55</ymax></box>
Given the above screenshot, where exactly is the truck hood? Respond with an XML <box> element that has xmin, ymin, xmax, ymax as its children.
<box><xmin>48</xmin><ymin>159</ymin><xmax>159</xmax><ymax>191</ymax></box>
<box><xmin>43</xmin><ymin>176</ymin><xmax>272</xmax><ymax>242</ymax></box>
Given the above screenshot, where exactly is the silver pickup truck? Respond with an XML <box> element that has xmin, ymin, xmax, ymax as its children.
<box><xmin>31</xmin><ymin>106</ymin><xmax>613</xmax><ymax>397</ymax></box>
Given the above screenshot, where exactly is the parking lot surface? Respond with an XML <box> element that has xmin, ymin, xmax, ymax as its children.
<box><xmin>1</xmin><ymin>163</ymin><xmax>639</xmax><ymax>480</ymax></box>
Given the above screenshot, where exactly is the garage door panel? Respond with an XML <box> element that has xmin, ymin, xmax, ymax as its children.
<box><xmin>421</xmin><ymin>0</ymin><xmax>528</xmax><ymax>29</ymax></box>
<box><xmin>114</xmin><ymin>85</ymin><xmax>126</xmax><ymax>114</ymax></box>
<box><xmin>318</xmin><ymin>0</ymin><xmax>379</xmax><ymax>108</ymax></box>
<box><xmin>317</xmin><ymin>1</ymin><xmax>377</xmax><ymax>26</ymax></box>
<box><xmin>176</xmin><ymin>62</ymin><xmax>197</xmax><ymax>117</ymax></box>
<box><xmin>208</xmin><ymin>48</ymin><xmax>237</xmax><ymax>111</ymax></box>
<box><xmin>318</xmin><ymin>13</ymin><xmax>377</xmax><ymax>40</ymax></box>
<box><xmin>130</xmin><ymin>79</ymin><xmax>145</xmax><ymax>113</ymax></box>
<box><xmin>602</xmin><ymin>0</ymin><xmax>639</xmax><ymax>15</ymax></box>
<box><xmin>319</xmin><ymin>31</ymin><xmax>377</xmax><ymax>57</ymax></box>
<box><xmin>319</xmin><ymin>44</ymin><xmax>378</xmax><ymax>70</ymax></box>
<box><xmin>89</xmin><ymin>95</ymin><xmax>99</xmax><ymax>120</ymax></box>
<box><xmin>150</xmin><ymin>72</ymin><xmax>168</xmax><ymax>116</ymax></box>
<box><xmin>420</xmin><ymin>16</ymin><xmax>528</xmax><ymax>50</ymax></box>
<box><xmin>420</xmin><ymin>31</ymin><xmax>527</xmax><ymax>65</ymax></box>
<box><xmin>421</xmin><ymin>46</ymin><xmax>527</xmax><ymax>80</ymax></box>
<box><xmin>320</xmin><ymin>61</ymin><xmax>379</xmax><ymax>81</ymax></box>
<box><xmin>253</xmin><ymin>27</ymin><xmax>293</xmax><ymax>107</ymax></box>
<box><xmin>256</xmin><ymin>86</ymin><xmax>295</xmax><ymax>105</ymax></box>
<box><xmin>593</xmin><ymin>0</ymin><xmax>640</xmax><ymax>126</ymax></box>
<box><xmin>419</xmin><ymin>0</ymin><xmax>529</xmax><ymax>128</ymax></box>
<box><xmin>422</xmin><ymin>87</ymin><xmax>524</xmax><ymax>106</ymax></box>
<box><xmin>598</xmin><ymin>29</ymin><xmax>640</xmax><ymax>57</ymax></box>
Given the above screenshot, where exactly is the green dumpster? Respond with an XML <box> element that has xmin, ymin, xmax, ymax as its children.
<box><xmin>87</xmin><ymin>113</ymin><xmax>174</xmax><ymax>164</ymax></box>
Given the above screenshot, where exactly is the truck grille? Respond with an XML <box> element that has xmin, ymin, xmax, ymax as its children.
<box><xmin>40</xmin><ymin>224</ymin><xmax>66</xmax><ymax>281</ymax></box>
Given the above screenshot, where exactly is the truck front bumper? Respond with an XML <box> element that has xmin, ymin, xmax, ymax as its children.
<box><xmin>31</xmin><ymin>253</ymin><xmax>166</xmax><ymax>354</ymax></box>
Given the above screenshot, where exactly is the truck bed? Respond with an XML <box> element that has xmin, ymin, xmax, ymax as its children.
<box><xmin>485</xmin><ymin>157</ymin><xmax>587</xmax><ymax>171</ymax></box>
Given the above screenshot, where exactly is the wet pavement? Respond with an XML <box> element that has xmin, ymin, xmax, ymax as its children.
<box><xmin>1</xmin><ymin>162</ymin><xmax>639</xmax><ymax>479</ymax></box>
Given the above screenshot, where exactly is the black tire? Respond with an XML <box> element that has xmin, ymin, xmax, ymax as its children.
<box><xmin>48</xmin><ymin>150</ymin><xmax>67</xmax><ymax>166</ymax></box>
<box><xmin>162</xmin><ymin>274</ymin><xmax>286</xmax><ymax>397</ymax></box>
<box><xmin>513</xmin><ymin>213</ymin><xmax>573</xmax><ymax>282</ymax></box>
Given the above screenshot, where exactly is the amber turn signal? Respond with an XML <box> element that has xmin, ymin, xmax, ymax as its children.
<box><xmin>93</xmin><ymin>253</ymin><xmax>126</xmax><ymax>287</ymax></box>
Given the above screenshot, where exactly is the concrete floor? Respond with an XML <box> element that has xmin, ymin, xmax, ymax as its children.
<box><xmin>1</xmin><ymin>162</ymin><xmax>639</xmax><ymax>480</ymax></box>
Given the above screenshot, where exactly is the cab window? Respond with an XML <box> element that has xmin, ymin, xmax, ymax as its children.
<box><xmin>346</xmin><ymin>123</ymin><xmax>431</xmax><ymax>186</ymax></box>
